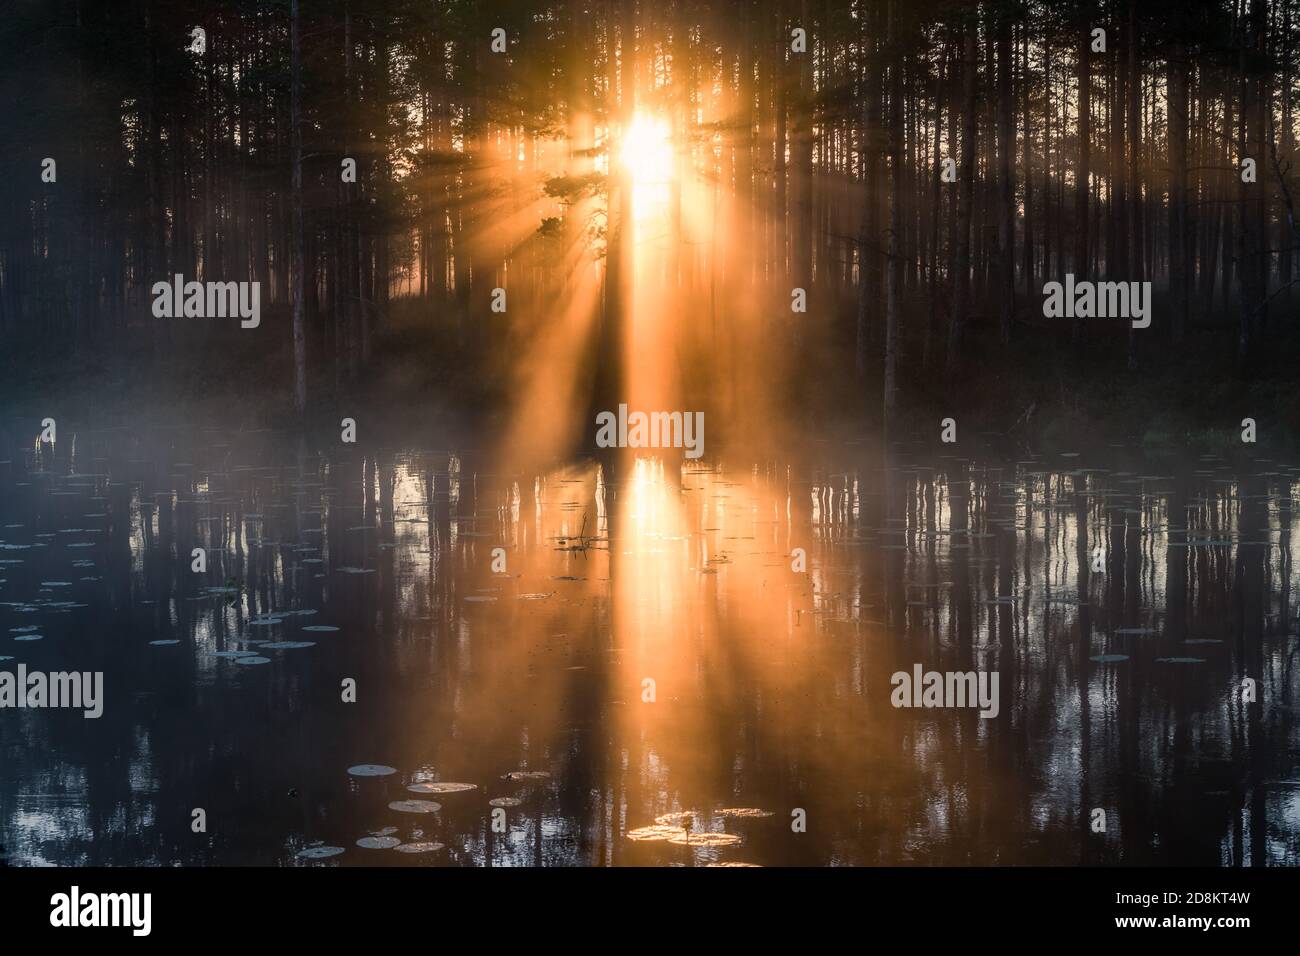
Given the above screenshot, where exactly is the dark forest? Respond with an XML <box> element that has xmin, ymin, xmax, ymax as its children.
<box><xmin>2</xmin><ymin>0</ymin><xmax>1298</xmax><ymax>453</ymax></box>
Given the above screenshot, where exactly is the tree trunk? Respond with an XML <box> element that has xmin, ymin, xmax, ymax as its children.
<box><xmin>290</xmin><ymin>0</ymin><xmax>307</xmax><ymax>413</ymax></box>
<box><xmin>1072</xmin><ymin>7</ymin><xmax>1091</xmax><ymax>344</ymax></box>
<box><xmin>946</xmin><ymin>25</ymin><xmax>977</xmax><ymax>371</ymax></box>
<box><xmin>883</xmin><ymin>0</ymin><xmax>903</xmax><ymax>423</ymax></box>
<box><xmin>996</xmin><ymin>5</ymin><xmax>1015</xmax><ymax>343</ymax></box>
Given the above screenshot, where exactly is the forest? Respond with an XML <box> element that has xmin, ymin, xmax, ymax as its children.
<box><xmin>1</xmin><ymin>0</ymin><xmax>1298</xmax><ymax>451</ymax></box>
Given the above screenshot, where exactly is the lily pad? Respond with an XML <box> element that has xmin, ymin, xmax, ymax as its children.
<box><xmin>388</xmin><ymin>800</ymin><xmax>441</xmax><ymax>814</ymax></box>
<box><xmin>667</xmin><ymin>832</ymin><xmax>743</xmax><ymax>847</ymax></box>
<box><xmin>296</xmin><ymin>846</ymin><xmax>345</xmax><ymax>860</ymax></box>
<box><xmin>501</xmin><ymin>771</ymin><xmax>551</xmax><ymax>782</ymax></box>
<box><xmin>348</xmin><ymin>764</ymin><xmax>398</xmax><ymax>777</ymax></box>
<box><xmin>406</xmin><ymin>782</ymin><xmax>478</xmax><ymax>794</ymax></box>
<box><xmin>394</xmin><ymin>842</ymin><xmax>445</xmax><ymax>854</ymax></box>
<box><xmin>356</xmin><ymin>836</ymin><xmax>402</xmax><ymax>849</ymax></box>
<box><xmin>627</xmin><ymin>824</ymin><xmax>684</xmax><ymax>842</ymax></box>
<box><xmin>655</xmin><ymin>812</ymin><xmax>696</xmax><ymax>826</ymax></box>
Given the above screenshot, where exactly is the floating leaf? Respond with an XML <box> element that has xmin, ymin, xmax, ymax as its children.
<box><xmin>655</xmin><ymin>812</ymin><xmax>695</xmax><ymax>826</ymax></box>
<box><xmin>407</xmin><ymin>782</ymin><xmax>477</xmax><ymax>795</ymax></box>
<box><xmin>389</xmin><ymin>800</ymin><xmax>441</xmax><ymax>814</ymax></box>
<box><xmin>667</xmin><ymin>832</ymin><xmax>742</xmax><ymax>847</ymax></box>
<box><xmin>394</xmin><ymin>842</ymin><xmax>445</xmax><ymax>854</ymax></box>
<box><xmin>501</xmin><ymin>771</ymin><xmax>551</xmax><ymax>782</ymax></box>
<box><xmin>627</xmin><ymin>824</ymin><xmax>683</xmax><ymax>842</ymax></box>
<box><xmin>348</xmin><ymin>764</ymin><xmax>398</xmax><ymax>777</ymax></box>
<box><xmin>296</xmin><ymin>846</ymin><xmax>345</xmax><ymax>860</ymax></box>
<box><xmin>356</xmin><ymin>836</ymin><xmax>401</xmax><ymax>849</ymax></box>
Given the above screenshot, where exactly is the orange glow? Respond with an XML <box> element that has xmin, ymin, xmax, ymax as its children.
<box><xmin>620</xmin><ymin>113</ymin><xmax>673</xmax><ymax>221</ymax></box>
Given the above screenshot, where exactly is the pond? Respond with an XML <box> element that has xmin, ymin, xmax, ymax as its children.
<box><xmin>1</xmin><ymin>425</ymin><xmax>1297</xmax><ymax>866</ymax></box>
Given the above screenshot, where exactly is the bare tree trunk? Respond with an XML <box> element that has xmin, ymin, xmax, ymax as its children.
<box><xmin>883</xmin><ymin>0</ymin><xmax>902</xmax><ymax>424</ymax></box>
<box><xmin>924</xmin><ymin>40</ymin><xmax>947</xmax><ymax>370</ymax></box>
<box><xmin>1073</xmin><ymin>6</ymin><xmax>1091</xmax><ymax>344</ymax></box>
<box><xmin>1021</xmin><ymin>21</ymin><xmax>1034</xmax><ymax>297</ymax></box>
<box><xmin>1126</xmin><ymin>0</ymin><xmax>1141</xmax><ymax>370</ymax></box>
<box><xmin>290</xmin><ymin>0</ymin><xmax>307</xmax><ymax>414</ymax></box>
<box><xmin>996</xmin><ymin>4</ymin><xmax>1015</xmax><ymax>343</ymax></box>
<box><xmin>1167</xmin><ymin>43</ymin><xmax>1188</xmax><ymax>344</ymax></box>
<box><xmin>793</xmin><ymin>0</ymin><xmax>813</xmax><ymax>347</ymax></box>
<box><xmin>946</xmin><ymin>24</ymin><xmax>977</xmax><ymax>371</ymax></box>
<box><xmin>856</xmin><ymin>3</ymin><xmax>878</xmax><ymax>378</ymax></box>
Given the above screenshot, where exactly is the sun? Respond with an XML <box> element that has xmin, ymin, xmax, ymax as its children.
<box><xmin>619</xmin><ymin>113</ymin><xmax>674</xmax><ymax>224</ymax></box>
<box><xmin>620</xmin><ymin>113</ymin><xmax>672</xmax><ymax>186</ymax></box>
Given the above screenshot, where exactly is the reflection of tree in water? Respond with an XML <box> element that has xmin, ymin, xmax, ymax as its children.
<box><xmin>0</xmin><ymin>427</ymin><xmax>1298</xmax><ymax>866</ymax></box>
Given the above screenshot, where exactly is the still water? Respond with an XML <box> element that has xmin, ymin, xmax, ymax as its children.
<box><xmin>1</xmin><ymin>425</ymin><xmax>1298</xmax><ymax>866</ymax></box>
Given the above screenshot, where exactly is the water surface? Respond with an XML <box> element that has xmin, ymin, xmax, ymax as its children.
<box><xmin>1</xmin><ymin>426</ymin><xmax>1298</xmax><ymax>866</ymax></box>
